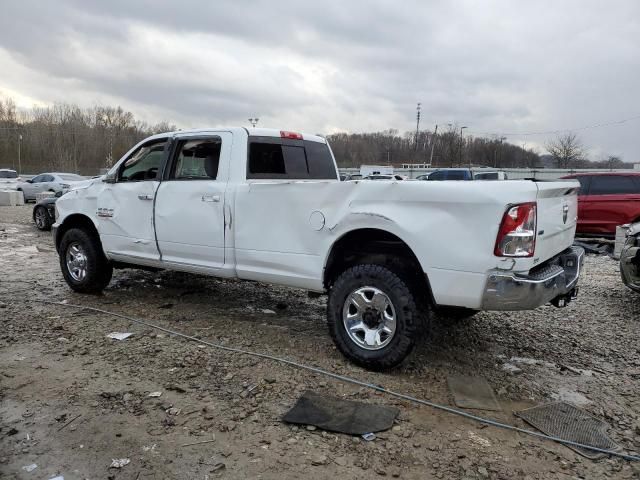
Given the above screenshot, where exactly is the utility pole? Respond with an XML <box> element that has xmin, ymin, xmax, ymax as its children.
<box><xmin>107</xmin><ymin>134</ymin><xmax>113</xmax><ymax>167</ymax></box>
<box><xmin>429</xmin><ymin>124</ymin><xmax>438</xmax><ymax>166</ymax></box>
<box><xmin>498</xmin><ymin>136</ymin><xmax>506</xmax><ymax>167</ymax></box>
<box><xmin>460</xmin><ymin>126</ymin><xmax>468</xmax><ymax>167</ymax></box>
<box><xmin>414</xmin><ymin>103</ymin><xmax>421</xmax><ymax>151</ymax></box>
<box><xmin>248</xmin><ymin>117</ymin><xmax>259</xmax><ymax>128</ymax></box>
<box><xmin>18</xmin><ymin>134</ymin><xmax>22</xmax><ymax>174</ymax></box>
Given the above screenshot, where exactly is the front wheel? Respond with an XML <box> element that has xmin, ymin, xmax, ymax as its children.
<box><xmin>327</xmin><ymin>264</ymin><xmax>422</xmax><ymax>370</ymax></box>
<box><xmin>59</xmin><ymin>228</ymin><xmax>113</xmax><ymax>293</ymax></box>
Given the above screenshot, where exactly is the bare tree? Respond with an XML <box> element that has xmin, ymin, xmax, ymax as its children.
<box><xmin>546</xmin><ymin>133</ymin><xmax>586</xmax><ymax>168</ymax></box>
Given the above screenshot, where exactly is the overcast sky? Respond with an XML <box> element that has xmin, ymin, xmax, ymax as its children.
<box><xmin>0</xmin><ymin>0</ymin><xmax>638</xmax><ymax>160</ymax></box>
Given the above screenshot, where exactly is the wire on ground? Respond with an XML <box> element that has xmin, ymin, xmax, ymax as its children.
<box><xmin>26</xmin><ymin>299</ymin><xmax>640</xmax><ymax>462</ymax></box>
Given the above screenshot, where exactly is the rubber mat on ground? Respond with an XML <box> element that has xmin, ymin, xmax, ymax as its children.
<box><xmin>283</xmin><ymin>390</ymin><xmax>399</xmax><ymax>435</ymax></box>
<box><xmin>447</xmin><ymin>375</ymin><xmax>501</xmax><ymax>411</ymax></box>
<box><xmin>515</xmin><ymin>401</ymin><xmax>619</xmax><ymax>459</ymax></box>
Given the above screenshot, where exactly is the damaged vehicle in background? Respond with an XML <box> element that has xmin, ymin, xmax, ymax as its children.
<box><xmin>620</xmin><ymin>222</ymin><xmax>640</xmax><ymax>293</ymax></box>
<box><xmin>53</xmin><ymin>127</ymin><xmax>584</xmax><ymax>370</ymax></box>
<box><xmin>33</xmin><ymin>191</ymin><xmax>62</xmax><ymax>231</ymax></box>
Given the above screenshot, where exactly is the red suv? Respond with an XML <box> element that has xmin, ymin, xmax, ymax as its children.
<box><xmin>561</xmin><ymin>172</ymin><xmax>640</xmax><ymax>236</ymax></box>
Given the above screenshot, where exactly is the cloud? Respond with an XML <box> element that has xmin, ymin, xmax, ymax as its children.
<box><xmin>0</xmin><ymin>0</ymin><xmax>638</xmax><ymax>159</ymax></box>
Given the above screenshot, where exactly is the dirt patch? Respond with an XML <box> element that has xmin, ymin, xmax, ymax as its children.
<box><xmin>1</xmin><ymin>205</ymin><xmax>639</xmax><ymax>479</ymax></box>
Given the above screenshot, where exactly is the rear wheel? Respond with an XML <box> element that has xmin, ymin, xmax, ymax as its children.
<box><xmin>327</xmin><ymin>264</ymin><xmax>423</xmax><ymax>370</ymax></box>
<box><xmin>59</xmin><ymin>227</ymin><xmax>113</xmax><ymax>293</ymax></box>
<box><xmin>34</xmin><ymin>206</ymin><xmax>52</xmax><ymax>231</ymax></box>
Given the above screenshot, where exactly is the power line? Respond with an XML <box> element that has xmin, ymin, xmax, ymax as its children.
<box><xmin>469</xmin><ymin>114</ymin><xmax>640</xmax><ymax>137</ymax></box>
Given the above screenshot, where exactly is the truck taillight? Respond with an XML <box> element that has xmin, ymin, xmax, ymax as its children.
<box><xmin>280</xmin><ymin>131</ymin><xmax>303</xmax><ymax>140</ymax></box>
<box><xmin>494</xmin><ymin>202</ymin><xmax>537</xmax><ymax>257</ymax></box>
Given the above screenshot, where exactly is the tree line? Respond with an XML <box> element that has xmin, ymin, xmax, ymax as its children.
<box><xmin>0</xmin><ymin>95</ymin><xmax>632</xmax><ymax>174</ymax></box>
<box><xmin>0</xmin><ymin>97</ymin><xmax>174</xmax><ymax>175</ymax></box>
<box><xmin>327</xmin><ymin>128</ymin><xmax>540</xmax><ymax>169</ymax></box>
<box><xmin>327</xmin><ymin>128</ymin><xmax>633</xmax><ymax>170</ymax></box>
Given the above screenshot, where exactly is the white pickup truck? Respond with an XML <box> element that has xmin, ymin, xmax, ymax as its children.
<box><xmin>53</xmin><ymin>127</ymin><xmax>584</xmax><ymax>369</ymax></box>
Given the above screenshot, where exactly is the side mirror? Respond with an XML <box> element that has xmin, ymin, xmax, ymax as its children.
<box><xmin>102</xmin><ymin>172</ymin><xmax>117</xmax><ymax>184</ymax></box>
<box><xmin>54</xmin><ymin>190</ymin><xmax>63</xmax><ymax>198</ymax></box>
<box><xmin>26</xmin><ymin>179</ymin><xmax>33</xmax><ymax>183</ymax></box>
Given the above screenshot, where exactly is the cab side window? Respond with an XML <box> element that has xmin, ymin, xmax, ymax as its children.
<box><xmin>247</xmin><ymin>138</ymin><xmax>336</xmax><ymax>180</ymax></box>
<box><xmin>119</xmin><ymin>139</ymin><xmax>167</xmax><ymax>182</ymax></box>
<box><xmin>170</xmin><ymin>138</ymin><xmax>221</xmax><ymax>180</ymax></box>
<box><xmin>589</xmin><ymin>175</ymin><xmax>640</xmax><ymax>195</ymax></box>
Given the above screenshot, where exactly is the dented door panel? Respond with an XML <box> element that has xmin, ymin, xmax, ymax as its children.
<box><xmin>97</xmin><ymin>180</ymin><xmax>160</xmax><ymax>261</ymax></box>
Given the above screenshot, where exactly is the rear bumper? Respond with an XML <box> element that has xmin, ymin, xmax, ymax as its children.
<box><xmin>481</xmin><ymin>246</ymin><xmax>585</xmax><ymax>310</ymax></box>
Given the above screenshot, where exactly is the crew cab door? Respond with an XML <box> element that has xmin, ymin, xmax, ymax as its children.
<box><xmin>96</xmin><ymin>137</ymin><xmax>168</xmax><ymax>262</ymax></box>
<box><xmin>233</xmin><ymin>135</ymin><xmax>340</xmax><ymax>289</ymax></box>
<box><xmin>153</xmin><ymin>133</ymin><xmax>231</xmax><ymax>271</ymax></box>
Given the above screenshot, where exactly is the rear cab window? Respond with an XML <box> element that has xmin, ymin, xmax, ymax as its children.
<box><xmin>247</xmin><ymin>136</ymin><xmax>337</xmax><ymax>180</ymax></box>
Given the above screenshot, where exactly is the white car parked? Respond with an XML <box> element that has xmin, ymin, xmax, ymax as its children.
<box><xmin>53</xmin><ymin>127</ymin><xmax>584</xmax><ymax>369</ymax></box>
<box><xmin>17</xmin><ymin>172</ymin><xmax>86</xmax><ymax>201</ymax></box>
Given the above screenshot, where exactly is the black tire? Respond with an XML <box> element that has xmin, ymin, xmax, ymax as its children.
<box><xmin>33</xmin><ymin>206</ymin><xmax>52</xmax><ymax>231</ymax></box>
<box><xmin>327</xmin><ymin>264</ymin><xmax>423</xmax><ymax>370</ymax></box>
<box><xmin>59</xmin><ymin>227</ymin><xmax>113</xmax><ymax>293</ymax></box>
<box><xmin>435</xmin><ymin>306</ymin><xmax>479</xmax><ymax>323</ymax></box>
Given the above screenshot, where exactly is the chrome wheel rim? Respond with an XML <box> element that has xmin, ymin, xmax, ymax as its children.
<box><xmin>66</xmin><ymin>242</ymin><xmax>88</xmax><ymax>282</ymax></box>
<box><xmin>35</xmin><ymin>208</ymin><xmax>47</xmax><ymax>228</ymax></box>
<box><xmin>342</xmin><ymin>286</ymin><xmax>396</xmax><ymax>350</ymax></box>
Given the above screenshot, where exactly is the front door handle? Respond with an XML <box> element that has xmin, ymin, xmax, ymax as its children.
<box><xmin>202</xmin><ymin>194</ymin><xmax>220</xmax><ymax>203</ymax></box>
<box><xmin>138</xmin><ymin>194</ymin><xmax>153</xmax><ymax>200</ymax></box>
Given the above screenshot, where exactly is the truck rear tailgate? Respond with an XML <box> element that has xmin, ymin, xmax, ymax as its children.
<box><xmin>534</xmin><ymin>181</ymin><xmax>579</xmax><ymax>263</ymax></box>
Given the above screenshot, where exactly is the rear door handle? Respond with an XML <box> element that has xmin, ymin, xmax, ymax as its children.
<box><xmin>138</xmin><ymin>194</ymin><xmax>153</xmax><ymax>200</ymax></box>
<box><xmin>202</xmin><ymin>194</ymin><xmax>220</xmax><ymax>203</ymax></box>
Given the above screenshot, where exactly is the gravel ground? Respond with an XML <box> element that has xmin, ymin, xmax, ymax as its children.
<box><xmin>1</xmin><ymin>204</ymin><xmax>639</xmax><ymax>479</ymax></box>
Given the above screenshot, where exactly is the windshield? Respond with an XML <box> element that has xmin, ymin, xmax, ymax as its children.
<box><xmin>58</xmin><ymin>174</ymin><xmax>84</xmax><ymax>181</ymax></box>
<box><xmin>0</xmin><ymin>170</ymin><xmax>18</xmax><ymax>179</ymax></box>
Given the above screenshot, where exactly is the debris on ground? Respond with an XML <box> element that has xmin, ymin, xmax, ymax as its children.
<box><xmin>447</xmin><ymin>375</ymin><xmax>501</xmax><ymax>411</ymax></box>
<box><xmin>516</xmin><ymin>402</ymin><xmax>619</xmax><ymax>459</ymax></box>
<box><xmin>283</xmin><ymin>390</ymin><xmax>399</xmax><ymax>435</ymax></box>
<box><xmin>109</xmin><ymin>458</ymin><xmax>130</xmax><ymax>468</ymax></box>
<box><xmin>106</xmin><ymin>332</ymin><xmax>134</xmax><ymax>341</ymax></box>
<box><xmin>1</xmin><ymin>208</ymin><xmax>639</xmax><ymax>478</ymax></box>
<box><xmin>21</xmin><ymin>463</ymin><xmax>37</xmax><ymax>472</ymax></box>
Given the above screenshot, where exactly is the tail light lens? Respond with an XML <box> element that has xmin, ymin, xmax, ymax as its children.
<box><xmin>494</xmin><ymin>202</ymin><xmax>537</xmax><ymax>257</ymax></box>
